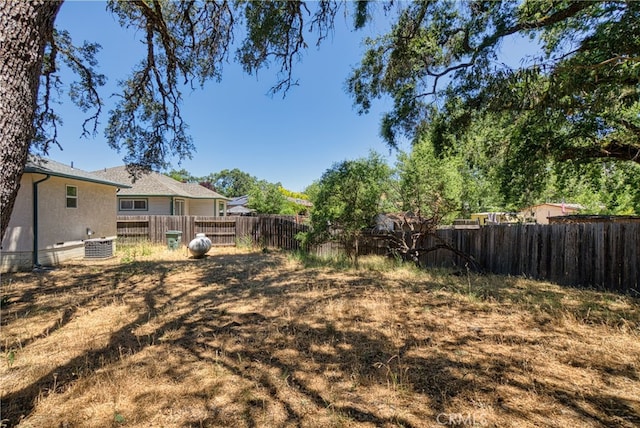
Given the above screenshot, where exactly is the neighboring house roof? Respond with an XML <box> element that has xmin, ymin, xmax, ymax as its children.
<box><xmin>25</xmin><ymin>156</ymin><xmax>130</xmax><ymax>188</ymax></box>
<box><xmin>549</xmin><ymin>215</ymin><xmax>640</xmax><ymax>224</ymax></box>
<box><xmin>522</xmin><ymin>203</ymin><xmax>582</xmax><ymax>212</ymax></box>
<box><xmin>287</xmin><ymin>196</ymin><xmax>313</xmax><ymax>207</ymax></box>
<box><xmin>228</xmin><ymin>194</ymin><xmax>313</xmax><ymax>208</ymax></box>
<box><xmin>92</xmin><ymin>166</ymin><xmax>229</xmax><ymax>200</ymax></box>
<box><xmin>228</xmin><ymin>195</ymin><xmax>249</xmax><ymax>207</ymax></box>
<box><xmin>372</xmin><ymin>212</ymin><xmax>437</xmax><ymax>234</ymax></box>
<box><xmin>227</xmin><ymin>205</ymin><xmax>255</xmax><ymax>214</ymax></box>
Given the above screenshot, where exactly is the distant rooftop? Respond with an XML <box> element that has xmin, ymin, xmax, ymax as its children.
<box><xmin>228</xmin><ymin>194</ymin><xmax>312</xmax><ymax>208</ymax></box>
<box><xmin>521</xmin><ymin>202</ymin><xmax>583</xmax><ymax>211</ymax></box>
<box><xmin>549</xmin><ymin>215</ymin><xmax>640</xmax><ymax>224</ymax></box>
<box><xmin>92</xmin><ymin>166</ymin><xmax>229</xmax><ymax>200</ymax></box>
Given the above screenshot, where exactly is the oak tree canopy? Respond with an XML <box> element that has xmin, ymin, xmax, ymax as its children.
<box><xmin>0</xmin><ymin>0</ymin><xmax>346</xmax><ymax>238</ymax></box>
<box><xmin>2</xmin><ymin>1</ymin><xmax>639</xmax><ymax>239</ymax></box>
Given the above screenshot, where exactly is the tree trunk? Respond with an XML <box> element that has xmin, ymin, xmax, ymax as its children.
<box><xmin>0</xmin><ymin>1</ymin><xmax>62</xmax><ymax>241</ymax></box>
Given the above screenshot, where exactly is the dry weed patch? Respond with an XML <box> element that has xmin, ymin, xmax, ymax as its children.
<box><xmin>1</xmin><ymin>246</ymin><xmax>639</xmax><ymax>427</ymax></box>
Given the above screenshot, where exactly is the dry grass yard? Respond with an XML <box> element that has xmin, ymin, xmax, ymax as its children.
<box><xmin>1</xmin><ymin>244</ymin><xmax>640</xmax><ymax>427</ymax></box>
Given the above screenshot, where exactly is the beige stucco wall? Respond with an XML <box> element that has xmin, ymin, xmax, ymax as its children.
<box><xmin>37</xmin><ymin>176</ymin><xmax>117</xmax><ymax>246</ymax></box>
<box><xmin>1</xmin><ymin>174</ymin><xmax>34</xmax><ymax>252</ymax></box>
<box><xmin>525</xmin><ymin>204</ymin><xmax>579</xmax><ymax>225</ymax></box>
<box><xmin>1</xmin><ymin>173</ymin><xmax>119</xmax><ymax>271</ymax></box>
<box><xmin>1</xmin><ymin>244</ymin><xmax>88</xmax><ymax>272</ymax></box>
<box><xmin>38</xmin><ymin>243</ymin><xmax>86</xmax><ymax>267</ymax></box>
<box><xmin>0</xmin><ymin>252</ymin><xmax>32</xmax><ymax>271</ymax></box>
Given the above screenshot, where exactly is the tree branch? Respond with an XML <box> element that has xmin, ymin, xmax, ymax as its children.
<box><xmin>477</xmin><ymin>2</ymin><xmax>593</xmax><ymax>52</ymax></box>
<box><xmin>560</xmin><ymin>140</ymin><xmax>640</xmax><ymax>164</ymax></box>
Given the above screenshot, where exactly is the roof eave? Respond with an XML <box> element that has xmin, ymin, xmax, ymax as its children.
<box><xmin>24</xmin><ymin>167</ymin><xmax>132</xmax><ymax>188</ymax></box>
<box><xmin>117</xmin><ymin>194</ymin><xmax>229</xmax><ymax>200</ymax></box>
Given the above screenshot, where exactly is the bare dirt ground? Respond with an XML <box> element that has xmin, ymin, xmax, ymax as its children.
<box><xmin>1</xmin><ymin>245</ymin><xmax>639</xmax><ymax>427</ymax></box>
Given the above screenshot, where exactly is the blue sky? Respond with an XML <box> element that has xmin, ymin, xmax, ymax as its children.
<box><xmin>49</xmin><ymin>2</ymin><xmax>535</xmax><ymax>193</ymax></box>
<box><xmin>49</xmin><ymin>1</ymin><xmax>398</xmax><ymax>192</ymax></box>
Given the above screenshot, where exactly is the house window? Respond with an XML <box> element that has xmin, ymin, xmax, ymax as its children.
<box><xmin>218</xmin><ymin>202</ymin><xmax>225</xmax><ymax>216</ymax></box>
<box><xmin>66</xmin><ymin>185</ymin><xmax>78</xmax><ymax>208</ymax></box>
<box><xmin>174</xmin><ymin>199</ymin><xmax>185</xmax><ymax>215</ymax></box>
<box><xmin>120</xmin><ymin>199</ymin><xmax>148</xmax><ymax>211</ymax></box>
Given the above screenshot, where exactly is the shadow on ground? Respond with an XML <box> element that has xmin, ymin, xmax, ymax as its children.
<box><xmin>1</xmin><ymin>251</ymin><xmax>639</xmax><ymax>427</ymax></box>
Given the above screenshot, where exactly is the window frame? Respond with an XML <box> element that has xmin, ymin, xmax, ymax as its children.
<box><xmin>66</xmin><ymin>185</ymin><xmax>78</xmax><ymax>209</ymax></box>
<box><xmin>119</xmin><ymin>198</ymin><xmax>148</xmax><ymax>211</ymax></box>
<box><xmin>174</xmin><ymin>198</ymin><xmax>185</xmax><ymax>216</ymax></box>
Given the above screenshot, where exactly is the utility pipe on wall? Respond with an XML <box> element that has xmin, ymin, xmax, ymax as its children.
<box><xmin>32</xmin><ymin>174</ymin><xmax>51</xmax><ymax>267</ymax></box>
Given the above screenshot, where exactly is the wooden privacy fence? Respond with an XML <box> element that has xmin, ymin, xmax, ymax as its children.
<box><xmin>117</xmin><ymin>215</ymin><xmax>308</xmax><ymax>250</ymax></box>
<box><xmin>370</xmin><ymin>223</ymin><xmax>638</xmax><ymax>293</ymax></box>
<box><xmin>116</xmin><ymin>217</ymin><xmax>639</xmax><ymax>292</ymax></box>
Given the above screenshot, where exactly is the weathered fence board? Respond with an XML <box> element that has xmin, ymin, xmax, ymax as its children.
<box><xmin>195</xmin><ymin>217</ymin><xmax>237</xmax><ymax>246</ymax></box>
<box><xmin>117</xmin><ymin>216</ymin><xmax>639</xmax><ymax>292</ymax></box>
<box><xmin>117</xmin><ymin>215</ymin><xmax>309</xmax><ymax>251</ymax></box>
<box><xmin>410</xmin><ymin>223</ymin><xmax>638</xmax><ymax>293</ymax></box>
<box><xmin>352</xmin><ymin>222</ymin><xmax>639</xmax><ymax>292</ymax></box>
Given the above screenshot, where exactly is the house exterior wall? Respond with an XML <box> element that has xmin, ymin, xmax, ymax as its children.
<box><xmin>189</xmin><ymin>199</ymin><xmax>216</xmax><ymax>216</ymax></box>
<box><xmin>146</xmin><ymin>197</ymin><xmax>172</xmax><ymax>215</ymax></box>
<box><xmin>186</xmin><ymin>199</ymin><xmax>227</xmax><ymax>216</ymax></box>
<box><xmin>521</xmin><ymin>204</ymin><xmax>579</xmax><ymax>225</ymax></box>
<box><xmin>116</xmin><ymin>196</ymin><xmax>171</xmax><ymax>215</ymax></box>
<box><xmin>1</xmin><ymin>174</ymin><xmax>119</xmax><ymax>271</ymax></box>
<box><xmin>2</xmin><ymin>174</ymin><xmax>34</xmax><ymax>252</ymax></box>
<box><xmin>38</xmin><ymin>176</ymin><xmax>117</xmax><ymax>245</ymax></box>
<box><xmin>116</xmin><ymin>197</ymin><xmax>226</xmax><ymax>216</ymax></box>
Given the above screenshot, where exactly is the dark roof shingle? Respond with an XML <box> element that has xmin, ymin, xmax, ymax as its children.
<box><xmin>92</xmin><ymin>166</ymin><xmax>229</xmax><ymax>200</ymax></box>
